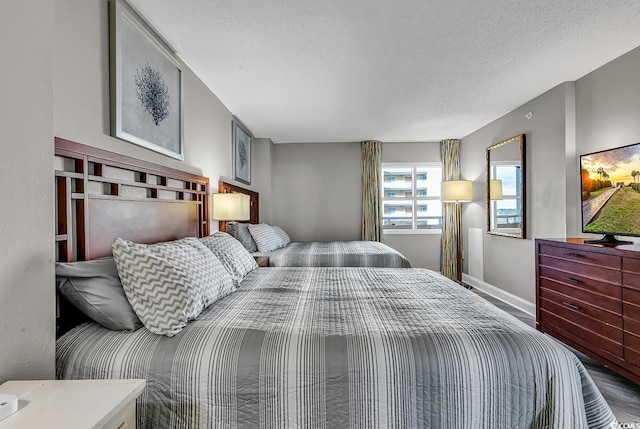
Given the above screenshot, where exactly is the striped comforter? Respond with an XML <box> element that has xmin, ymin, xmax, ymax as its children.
<box><xmin>56</xmin><ymin>267</ymin><xmax>615</xmax><ymax>428</ymax></box>
<box><xmin>263</xmin><ymin>241</ymin><xmax>411</xmax><ymax>267</ymax></box>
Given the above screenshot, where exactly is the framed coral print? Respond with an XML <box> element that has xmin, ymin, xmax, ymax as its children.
<box><xmin>232</xmin><ymin>119</ymin><xmax>252</xmax><ymax>184</ymax></box>
<box><xmin>109</xmin><ymin>0</ymin><xmax>184</xmax><ymax>160</ymax></box>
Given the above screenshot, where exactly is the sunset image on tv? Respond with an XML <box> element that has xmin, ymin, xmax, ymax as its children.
<box><xmin>581</xmin><ymin>142</ymin><xmax>640</xmax><ymax>235</ymax></box>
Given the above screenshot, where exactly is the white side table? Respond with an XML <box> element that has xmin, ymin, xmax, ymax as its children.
<box><xmin>0</xmin><ymin>379</ymin><xmax>145</xmax><ymax>428</ymax></box>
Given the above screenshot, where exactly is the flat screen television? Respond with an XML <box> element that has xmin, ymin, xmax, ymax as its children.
<box><xmin>580</xmin><ymin>142</ymin><xmax>640</xmax><ymax>244</ymax></box>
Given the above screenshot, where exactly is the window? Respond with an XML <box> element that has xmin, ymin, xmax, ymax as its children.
<box><xmin>382</xmin><ymin>163</ymin><xmax>442</xmax><ymax>233</ymax></box>
<box><xmin>489</xmin><ymin>162</ymin><xmax>521</xmax><ymax>231</ymax></box>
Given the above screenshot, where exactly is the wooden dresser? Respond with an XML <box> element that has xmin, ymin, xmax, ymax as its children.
<box><xmin>535</xmin><ymin>238</ymin><xmax>640</xmax><ymax>384</ymax></box>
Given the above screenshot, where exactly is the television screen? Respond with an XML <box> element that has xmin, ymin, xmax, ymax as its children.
<box><xmin>581</xmin><ymin>142</ymin><xmax>640</xmax><ymax>240</ymax></box>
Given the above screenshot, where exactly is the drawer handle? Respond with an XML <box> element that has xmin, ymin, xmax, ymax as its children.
<box><xmin>562</xmin><ymin>302</ymin><xmax>581</xmax><ymax>311</ymax></box>
<box><xmin>563</xmin><ymin>252</ymin><xmax>583</xmax><ymax>258</ymax></box>
<box><xmin>563</xmin><ymin>277</ymin><xmax>582</xmax><ymax>284</ymax></box>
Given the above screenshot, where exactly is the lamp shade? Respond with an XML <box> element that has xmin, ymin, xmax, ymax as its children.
<box><xmin>489</xmin><ymin>179</ymin><xmax>503</xmax><ymax>200</ymax></box>
<box><xmin>213</xmin><ymin>193</ymin><xmax>250</xmax><ymax>221</ymax></box>
<box><xmin>441</xmin><ymin>180</ymin><xmax>472</xmax><ymax>202</ymax></box>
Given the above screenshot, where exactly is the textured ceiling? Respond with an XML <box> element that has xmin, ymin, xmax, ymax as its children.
<box><xmin>127</xmin><ymin>0</ymin><xmax>640</xmax><ymax>143</ymax></box>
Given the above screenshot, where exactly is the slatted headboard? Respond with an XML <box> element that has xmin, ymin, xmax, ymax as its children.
<box><xmin>55</xmin><ymin>137</ymin><xmax>210</xmax><ymax>334</ymax></box>
<box><xmin>217</xmin><ymin>180</ymin><xmax>259</xmax><ymax>232</ymax></box>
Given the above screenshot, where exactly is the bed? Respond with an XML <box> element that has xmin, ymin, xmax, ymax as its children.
<box><xmin>54</xmin><ymin>139</ymin><xmax>616</xmax><ymax>428</ymax></box>
<box><xmin>218</xmin><ymin>181</ymin><xmax>411</xmax><ymax>268</ymax></box>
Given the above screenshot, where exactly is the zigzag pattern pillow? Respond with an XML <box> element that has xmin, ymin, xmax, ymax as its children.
<box><xmin>112</xmin><ymin>237</ymin><xmax>235</xmax><ymax>336</ymax></box>
<box><xmin>272</xmin><ymin>225</ymin><xmax>291</xmax><ymax>246</ymax></box>
<box><xmin>200</xmin><ymin>232</ymin><xmax>258</xmax><ymax>286</ymax></box>
<box><xmin>248</xmin><ymin>224</ymin><xmax>283</xmax><ymax>252</ymax></box>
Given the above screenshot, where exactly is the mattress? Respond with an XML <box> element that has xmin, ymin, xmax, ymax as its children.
<box><xmin>260</xmin><ymin>241</ymin><xmax>411</xmax><ymax>267</ymax></box>
<box><xmin>56</xmin><ymin>267</ymin><xmax>615</xmax><ymax>428</ymax></box>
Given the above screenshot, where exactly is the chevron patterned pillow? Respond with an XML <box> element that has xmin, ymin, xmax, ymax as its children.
<box><xmin>112</xmin><ymin>237</ymin><xmax>235</xmax><ymax>336</ymax></box>
<box><xmin>248</xmin><ymin>223</ymin><xmax>284</xmax><ymax>252</ymax></box>
<box><xmin>272</xmin><ymin>225</ymin><xmax>291</xmax><ymax>246</ymax></box>
<box><xmin>200</xmin><ymin>232</ymin><xmax>258</xmax><ymax>286</ymax></box>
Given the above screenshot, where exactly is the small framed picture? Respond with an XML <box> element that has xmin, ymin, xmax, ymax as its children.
<box><xmin>109</xmin><ymin>0</ymin><xmax>184</xmax><ymax>160</ymax></box>
<box><xmin>232</xmin><ymin>119</ymin><xmax>252</xmax><ymax>184</ymax></box>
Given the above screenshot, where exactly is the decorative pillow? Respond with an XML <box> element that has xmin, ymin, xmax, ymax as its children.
<box><xmin>272</xmin><ymin>225</ymin><xmax>291</xmax><ymax>246</ymax></box>
<box><xmin>199</xmin><ymin>232</ymin><xmax>258</xmax><ymax>286</ymax></box>
<box><xmin>227</xmin><ymin>222</ymin><xmax>258</xmax><ymax>252</ymax></box>
<box><xmin>56</xmin><ymin>258</ymin><xmax>142</xmax><ymax>331</ymax></box>
<box><xmin>248</xmin><ymin>223</ymin><xmax>284</xmax><ymax>252</ymax></box>
<box><xmin>112</xmin><ymin>237</ymin><xmax>235</xmax><ymax>337</ymax></box>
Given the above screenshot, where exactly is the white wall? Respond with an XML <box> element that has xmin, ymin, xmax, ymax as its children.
<box><xmin>271</xmin><ymin>143</ymin><xmax>361</xmax><ymax>241</ymax></box>
<box><xmin>0</xmin><ymin>1</ymin><xmax>55</xmax><ymax>382</ymax></box>
<box><xmin>382</xmin><ymin>142</ymin><xmax>442</xmax><ymax>271</ymax></box>
<box><xmin>461</xmin><ymin>83</ymin><xmax>570</xmax><ymax>302</ymax></box>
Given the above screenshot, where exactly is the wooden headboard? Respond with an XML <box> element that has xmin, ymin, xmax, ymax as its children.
<box><xmin>55</xmin><ymin>137</ymin><xmax>210</xmax><ymax>334</ymax></box>
<box><xmin>217</xmin><ymin>181</ymin><xmax>259</xmax><ymax>232</ymax></box>
<box><xmin>55</xmin><ymin>137</ymin><xmax>210</xmax><ymax>262</ymax></box>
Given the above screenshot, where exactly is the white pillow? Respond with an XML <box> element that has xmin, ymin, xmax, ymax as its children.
<box><xmin>272</xmin><ymin>225</ymin><xmax>291</xmax><ymax>246</ymax></box>
<box><xmin>199</xmin><ymin>232</ymin><xmax>258</xmax><ymax>286</ymax></box>
<box><xmin>248</xmin><ymin>224</ymin><xmax>283</xmax><ymax>252</ymax></box>
<box><xmin>112</xmin><ymin>237</ymin><xmax>235</xmax><ymax>336</ymax></box>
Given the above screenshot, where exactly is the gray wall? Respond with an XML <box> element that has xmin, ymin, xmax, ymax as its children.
<box><xmin>382</xmin><ymin>142</ymin><xmax>442</xmax><ymax>271</ymax></box>
<box><xmin>54</xmin><ymin>0</ymin><xmax>272</xmax><ymax>230</ymax></box>
<box><xmin>574</xmin><ymin>45</ymin><xmax>640</xmax><ymax>239</ymax></box>
<box><xmin>0</xmin><ymin>0</ymin><xmax>55</xmax><ymax>382</ymax></box>
<box><xmin>271</xmin><ymin>143</ymin><xmax>362</xmax><ymax>241</ymax></box>
<box><xmin>460</xmin><ymin>83</ymin><xmax>571</xmax><ymax>302</ymax></box>
<box><xmin>460</xmin><ymin>45</ymin><xmax>640</xmax><ymax>303</ymax></box>
<box><xmin>0</xmin><ymin>0</ymin><xmax>272</xmax><ymax>382</ymax></box>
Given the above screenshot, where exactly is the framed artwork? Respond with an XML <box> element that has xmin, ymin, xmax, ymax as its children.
<box><xmin>109</xmin><ymin>0</ymin><xmax>184</xmax><ymax>160</ymax></box>
<box><xmin>232</xmin><ymin>119</ymin><xmax>252</xmax><ymax>184</ymax></box>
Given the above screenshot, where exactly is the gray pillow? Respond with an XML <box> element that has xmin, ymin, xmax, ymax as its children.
<box><xmin>272</xmin><ymin>225</ymin><xmax>291</xmax><ymax>246</ymax></box>
<box><xmin>56</xmin><ymin>258</ymin><xmax>143</xmax><ymax>331</ymax></box>
<box><xmin>248</xmin><ymin>223</ymin><xmax>284</xmax><ymax>252</ymax></box>
<box><xmin>200</xmin><ymin>232</ymin><xmax>258</xmax><ymax>286</ymax></box>
<box><xmin>112</xmin><ymin>237</ymin><xmax>235</xmax><ymax>337</ymax></box>
<box><xmin>228</xmin><ymin>222</ymin><xmax>258</xmax><ymax>252</ymax></box>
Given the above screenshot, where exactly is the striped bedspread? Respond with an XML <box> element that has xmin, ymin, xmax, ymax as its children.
<box><xmin>56</xmin><ymin>267</ymin><xmax>615</xmax><ymax>428</ymax></box>
<box><xmin>264</xmin><ymin>241</ymin><xmax>411</xmax><ymax>267</ymax></box>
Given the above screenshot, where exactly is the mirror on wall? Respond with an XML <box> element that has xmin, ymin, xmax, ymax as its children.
<box><xmin>486</xmin><ymin>134</ymin><xmax>526</xmax><ymax>238</ymax></box>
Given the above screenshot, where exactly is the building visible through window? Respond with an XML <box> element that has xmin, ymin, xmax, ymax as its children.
<box><xmin>382</xmin><ymin>163</ymin><xmax>442</xmax><ymax>232</ymax></box>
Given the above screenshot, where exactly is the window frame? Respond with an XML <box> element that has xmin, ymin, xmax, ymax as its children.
<box><xmin>381</xmin><ymin>162</ymin><xmax>442</xmax><ymax>235</ymax></box>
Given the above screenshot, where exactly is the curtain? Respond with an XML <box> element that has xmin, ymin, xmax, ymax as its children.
<box><xmin>440</xmin><ymin>139</ymin><xmax>461</xmax><ymax>281</ymax></box>
<box><xmin>361</xmin><ymin>140</ymin><xmax>383</xmax><ymax>242</ymax></box>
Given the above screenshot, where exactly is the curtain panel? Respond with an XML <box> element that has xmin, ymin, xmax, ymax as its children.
<box><xmin>440</xmin><ymin>139</ymin><xmax>462</xmax><ymax>280</ymax></box>
<box><xmin>361</xmin><ymin>140</ymin><xmax>383</xmax><ymax>242</ymax></box>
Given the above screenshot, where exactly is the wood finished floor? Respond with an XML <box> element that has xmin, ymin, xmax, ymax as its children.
<box><xmin>471</xmin><ymin>288</ymin><xmax>640</xmax><ymax>422</ymax></box>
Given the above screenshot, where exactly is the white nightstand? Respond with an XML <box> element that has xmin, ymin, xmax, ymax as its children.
<box><xmin>0</xmin><ymin>379</ymin><xmax>145</xmax><ymax>428</ymax></box>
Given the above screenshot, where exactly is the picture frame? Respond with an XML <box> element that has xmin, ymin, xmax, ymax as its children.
<box><xmin>232</xmin><ymin>119</ymin><xmax>252</xmax><ymax>184</ymax></box>
<box><xmin>109</xmin><ymin>0</ymin><xmax>184</xmax><ymax>160</ymax></box>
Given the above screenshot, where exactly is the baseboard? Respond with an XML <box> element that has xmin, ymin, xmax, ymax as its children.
<box><xmin>462</xmin><ymin>274</ymin><xmax>536</xmax><ymax>318</ymax></box>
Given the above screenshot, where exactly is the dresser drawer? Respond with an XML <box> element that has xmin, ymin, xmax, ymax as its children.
<box><xmin>103</xmin><ymin>402</ymin><xmax>136</xmax><ymax>429</ymax></box>
<box><xmin>539</xmin><ymin>244</ymin><xmax>621</xmax><ymax>269</ymax></box>
<box><xmin>625</xmin><ymin>316</ymin><xmax>640</xmax><ymax>337</ymax></box>
<box><xmin>538</xmin><ymin>255</ymin><xmax>621</xmax><ymax>284</ymax></box>
<box><xmin>540</xmin><ymin>297</ymin><xmax>623</xmax><ymax>341</ymax></box>
<box><xmin>539</xmin><ymin>290</ymin><xmax>622</xmax><ymax>329</ymax></box>
<box><xmin>623</xmin><ymin>257</ymin><xmax>640</xmax><ymax>275</ymax></box>
<box><xmin>625</xmin><ymin>333</ymin><xmax>640</xmax><ymax>367</ymax></box>
<box><xmin>539</xmin><ymin>266</ymin><xmax>622</xmax><ymax>304</ymax></box>
<box><xmin>623</xmin><ymin>271</ymin><xmax>640</xmax><ymax>291</ymax></box>
<box><xmin>540</xmin><ymin>308</ymin><xmax>623</xmax><ymax>358</ymax></box>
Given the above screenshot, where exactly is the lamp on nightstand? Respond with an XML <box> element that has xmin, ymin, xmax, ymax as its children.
<box><xmin>441</xmin><ymin>180</ymin><xmax>472</xmax><ymax>282</ymax></box>
<box><xmin>213</xmin><ymin>193</ymin><xmax>250</xmax><ymax>222</ymax></box>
